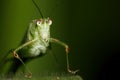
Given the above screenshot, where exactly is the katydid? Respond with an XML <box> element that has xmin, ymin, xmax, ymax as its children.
<box><xmin>1</xmin><ymin>0</ymin><xmax>79</xmax><ymax>78</ymax></box>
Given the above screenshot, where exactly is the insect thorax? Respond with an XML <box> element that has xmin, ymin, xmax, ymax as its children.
<box><xmin>23</xmin><ymin>18</ymin><xmax>51</xmax><ymax>57</ymax></box>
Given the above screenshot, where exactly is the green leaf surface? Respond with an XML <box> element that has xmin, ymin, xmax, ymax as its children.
<box><xmin>0</xmin><ymin>73</ymin><xmax>83</xmax><ymax>80</ymax></box>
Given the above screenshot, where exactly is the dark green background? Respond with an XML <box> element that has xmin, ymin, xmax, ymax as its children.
<box><xmin>0</xmin><ymin>0</ymin><xmax>120</xmax><ymax>80</ymax></box>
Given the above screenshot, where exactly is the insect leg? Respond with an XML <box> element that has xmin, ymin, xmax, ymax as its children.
<box><xmin>11</xmin><ymin>39</ymin><xmax>37</xmax><ymax>78</ymax></box>
<box><xmin>14</xmin><ymin>39</ymin><xmax>37</xmax><ymax>52</ymax></box>
<box><xmin>50</xmin><ymin>38</ymin><xmax>79</xmax><ymax>74</ymax></box>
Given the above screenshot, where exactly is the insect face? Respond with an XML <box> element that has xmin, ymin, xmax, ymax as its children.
<box><xmin>36</xmin><ymin>18</ymin><xmax>52</xmax><ymax>41</ymax></box>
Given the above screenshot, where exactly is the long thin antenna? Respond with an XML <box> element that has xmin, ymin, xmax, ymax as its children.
<box><xmin>32</xmin><ymin>0</ymin><xmax>44</xmax><ymax>18</ymax></box>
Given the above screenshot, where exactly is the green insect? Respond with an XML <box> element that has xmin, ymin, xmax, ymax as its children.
<box><xmin>1</xmin><ymin>0</ymin><xmax>79</xmax><ymax>78</ymax></box>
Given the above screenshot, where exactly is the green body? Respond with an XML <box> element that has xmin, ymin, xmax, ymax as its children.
<box><xmin>18</xmin><ymin>18</ymin><xmax>52</xmax><ymax>58</ymax></box>
<box><xmin>0</xmin><ymin>17</ymin><xmax>78</xmax><ymax>77</ymax></box>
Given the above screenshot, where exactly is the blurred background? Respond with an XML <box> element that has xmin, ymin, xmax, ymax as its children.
<box><xmin>0</xmin><ymin>0</ymin><xmax>120</xmax><ymax>80</ymax></box>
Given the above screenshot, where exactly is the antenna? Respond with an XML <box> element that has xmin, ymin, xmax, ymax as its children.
<box><xmin>32</xmin><ymin>0</ymin><xmax>44</xmax><ymax>18</ymax></box>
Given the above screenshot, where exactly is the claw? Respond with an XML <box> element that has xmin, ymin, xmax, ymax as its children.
<box><xmin>24</xmin><ymin>72</ymin><xmax>32</xmax><ymax>78</ymax></box>
<box><xmin>68</xmin><ymin>69</ymin><xmax>79</xmax><ymax>74</ymax></box>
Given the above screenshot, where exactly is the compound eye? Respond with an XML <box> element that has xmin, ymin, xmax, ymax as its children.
<box><xmin>48</xmin><ymin>19</ymin><xmax>52</xmax><ymax>25</ymax></box>
<box><xmin>37</xmin><ymin>20</ymin><xmax>41</xmax><ymax>26</ymax></box>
